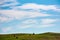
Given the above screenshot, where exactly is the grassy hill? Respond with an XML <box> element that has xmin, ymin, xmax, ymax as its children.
<box><xmin>0</xmin><ymin>32</ymin><xmax>60</xmax><ymax>40</ymax></box>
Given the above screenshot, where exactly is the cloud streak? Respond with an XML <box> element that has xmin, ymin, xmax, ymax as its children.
<box><xmin>14</xmin><ymin>3</ymin><xmax>60</xmax><ymax>12</ymax></box>
<box><xmin>0</xmin><ymin>10</ymin><xmax>51</xmax><ymax>23</ymax></box>
<box><xmin>1</xmin><ymin>27</ymin><xmax>12</xmax><ymax>33</ymax></box>
<box><xmin>16</xmin><ymin>18</ymin><xmax>57</xmax><ymax>29</ymax></box>
<box><xmin>0</xmin><ymin>0</ymin><xmax>20</xmax><ymax>9</ymax></box>
<box><xmin>0</xmin><ymin>16</ymin><xmax>13</xmax><ymax>23</ymax></box>
<box><xmin>41</xmin><ymin>19</ymin><xmax>57</xmax><ymax>25</ymax></box>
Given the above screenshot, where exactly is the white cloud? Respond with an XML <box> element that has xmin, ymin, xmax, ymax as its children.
<box><xmin>18</xmin><ymin>24</ymin><xmax>33</xmax><ymax>29</ymax></box>
<box><xmin>41</xmin><ymin>19</ymin><xmax>57</xmax><ymax>25</ymax></box>
<box><xmin>0</xmin><ymin>16</ymin><xmax>13</xmax><ymax>23</ymax></box>
<box><xmin>0</xmin><ymin>10</ymin><xmax>50</xmax><ymax>22</ymax></box>
<box><xmin>0</xmin><ymin>0</ymin><xmax>18</xmax><ymax>4</ymax></box>
<box><xmin>0</xmin><ymin>10</ymin><xmax>28</xmax><ymax>19</ymax></box>
<box><xmin>1</xmin><ymin>1</ymin><xmax>60</xmax><ymax>12</ymax></box>
<box><xmin>18</xmin><ymin>19</ymin><xmax>38</xmax><ymax>29</ymax></box>
<box><xmin>0</xmin><ymin>17</ymin><xmax>8</xmax><ymax>22</ymax></box>
<box><xmin>16</xmin><ymin>18</ymin><xmax>57</xmax><ymax>29</ymax></box>
<box><xmin>33</xmin><ymin>19</ymin><xmax>57</xmax><ymax>28</ymax></box>
<box><xmin>22</xmin><ymin>19</ymin><xmax>37</xmax><ymax>24</ymax></box>
<box><xmin>0</xmin><ymin>0</ymin><xmax>14</xmax><ymax>4</ymax></box>
<box><xmin>2</xmin><ymin>27</ymin><xmax>12</xmax><ymax>32</ymax></box>
<box><xmin>0</xmin><ymin>0</ymin><xmax>19</xmax><ymax>8</ymax></box>
<box><xmin>16</xmin><ymin>3</ymin><xmax>60</xmax><ymax>11</ymax></box>
<box><xmin>12</xmin><ymin>19</ymin><xmax>38</xmax><ymax>29</ymax></box>
<box><xmin>34</xmin><ymin>24</ymin><xmax>55</xmax><ymax>28</ymax></box>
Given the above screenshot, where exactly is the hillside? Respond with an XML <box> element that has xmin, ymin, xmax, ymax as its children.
<box><xmin>0</xmin><ymin>32</ymin><xmax>60</xmax><ymax>40</ymax></box>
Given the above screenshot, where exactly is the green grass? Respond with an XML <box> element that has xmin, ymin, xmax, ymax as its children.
<box><xmin>0</xmin><ymin>32</ymin><xmax>60</xmax><ymax>40</ymax></box>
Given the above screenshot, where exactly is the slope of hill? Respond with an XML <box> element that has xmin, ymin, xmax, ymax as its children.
<box><xmin>0</xmin><ymin>32</ymin><xmax>60</xmax><ymax>40</ymax></box>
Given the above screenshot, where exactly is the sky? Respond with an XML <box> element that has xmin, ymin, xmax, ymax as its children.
<box><xmin>0</xmin><ymin>0</ymin><xmax>60</xmax><ymax>34</ymax></box>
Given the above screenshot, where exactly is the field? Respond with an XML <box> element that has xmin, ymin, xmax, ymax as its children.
<box><xmin>0</xmin><ymin>32</ymin><xmax>60</xmax><ymax>40</ymax></box>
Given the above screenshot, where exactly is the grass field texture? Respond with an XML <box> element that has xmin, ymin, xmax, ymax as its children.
<box><xmin>0</xmin><ymin>32</ymin><xmax>60</xmax><ymax>40</ymax></box>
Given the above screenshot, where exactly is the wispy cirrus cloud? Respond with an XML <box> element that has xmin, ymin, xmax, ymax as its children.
<box><xmin>14</xmin><ymin>3</ymin><xmax>60</xmax><ymax>12</ymax></box>
<box><xmin>0</xmin><ymin>10</ymin><xmax>51</xmax><ymax>23</ymax></box>
<box><xmin>0</xmin><ymin>18</ymin><xmax>58</xmax><ymax>33</ymax></box>
<box><xmin>1</xmin><ymin>27</ymin><xmax>12</xmax><ymax>33</ymax></box>
<box><xmin>16</xmin><ymin>18</ymin><xmax>57</xmax><ymax>29</ymax></box>
<box><xmin>41</xmin><ymin>19</ymin><xmax>57</xmax><ymax>25</ymax></box>
<box><xmin>22</xmin><ymin>19</ymin><xmax>37</xmax><ymax>24</ymax></box>
<box><xmin>0</xmin><ymin>0</ymin><xmax>20</xmax><ymax>9</ymax></box>
<box><xmin>1</xmin><ymin>1</ymin><xmax>60</xmax><ymax>12</ymax></box>
<box><xmin>0</xmin><ymin>16</ymin><xmax>13</xmax><ymax>23</ymax></box>
<box><xmin>0</xmin><ymin>0</ymin><xmax>17</xmax><ymax>4</ymax></box>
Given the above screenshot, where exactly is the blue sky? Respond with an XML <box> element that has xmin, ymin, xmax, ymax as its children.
<box><xmin>0</xmin><ymin>0</ymin><xmax>60</xmax><ymax>34</ymax></box>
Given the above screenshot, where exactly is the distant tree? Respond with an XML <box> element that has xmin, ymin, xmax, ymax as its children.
<box><xmin>33</xmin><ymin>33</ymin><xmax>35</xmax><ymax>35</ymax></box>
